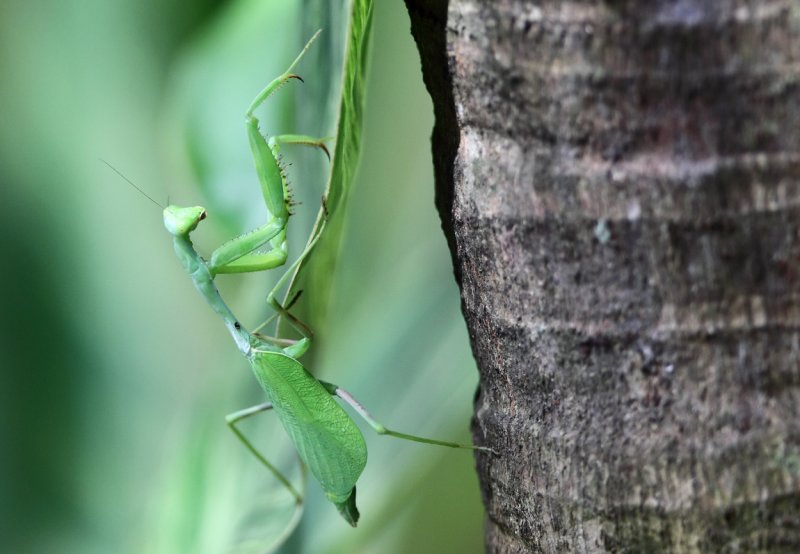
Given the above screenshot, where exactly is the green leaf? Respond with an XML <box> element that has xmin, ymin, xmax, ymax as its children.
<box><xmin>287</xmin><ymin>0</ymin><xmax>374</xmax><ymax>324</ymax></box>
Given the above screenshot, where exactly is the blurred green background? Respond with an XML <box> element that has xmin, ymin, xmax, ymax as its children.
<box><xmin>0</xmin><ymin>1</ymin><xmax>484</xmax><ymax>552</ymax></box>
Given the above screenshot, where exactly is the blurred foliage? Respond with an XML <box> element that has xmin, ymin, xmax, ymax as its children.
<box><xmin>0</xmin><ymin>1</ymin><xmax>484</xmax><ymax>553</ymax></box>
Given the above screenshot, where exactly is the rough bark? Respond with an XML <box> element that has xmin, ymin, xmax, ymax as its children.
<box><xmin>405</xmin><ymin>1</ymin><xmax>800</xmax><ymax>551</ymax></box>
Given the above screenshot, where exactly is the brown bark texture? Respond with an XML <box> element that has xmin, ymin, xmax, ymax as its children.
<box><xmin>405</xmin><ymin>1</ymin><xmax>800</xmax><ymax>552</ymax></box>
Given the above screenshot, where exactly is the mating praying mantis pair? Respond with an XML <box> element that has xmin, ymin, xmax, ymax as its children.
<box><xmin>126</xmin><ymin>30</ymin><xmax>491</xmax><ymax>535</ymax></box>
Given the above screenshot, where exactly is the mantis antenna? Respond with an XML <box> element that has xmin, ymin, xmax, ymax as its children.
<box><xmin>100</xmin><ymin>159</ymin><xmax>165</xmax><ymax>209</ymax></box>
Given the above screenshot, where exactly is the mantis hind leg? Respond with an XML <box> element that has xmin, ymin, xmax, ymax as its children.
<box><xmin>225</xmin><ymin>403</ymin><xmax>306</xmax><ymax>551</ymax></box>
<box><xmin>320</xmin><ymin>381</ymin><xmax>496</xmax><ymax>454</ymax></box>
<box><xmin>226</xmin><ymin>402</ymin><xmax>305</xmax><ymax>502</ymax></box>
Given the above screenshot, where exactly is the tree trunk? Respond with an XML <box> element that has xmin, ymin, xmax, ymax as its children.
<box><xmin>405</xmin><ymin>1</ymin><xmax>800</xmax><ymax>551</ymax></box>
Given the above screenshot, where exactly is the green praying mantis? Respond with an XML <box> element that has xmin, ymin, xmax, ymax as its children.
<box><xmin>118</xmin><ymin>30</ymin><xmax>491</xmax><ymax>535</ymax></box>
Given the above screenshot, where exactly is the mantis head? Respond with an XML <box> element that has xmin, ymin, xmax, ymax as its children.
<box><xmin>163</xmin><ymin>205</ymin><xmax>207</xmax><ymax>237</ymax></box>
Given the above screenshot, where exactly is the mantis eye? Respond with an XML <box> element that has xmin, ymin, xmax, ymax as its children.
<box><xmin>199</xmin><ymin>210</ymin><xmax>207</xmax><ymax>220</ymax></box>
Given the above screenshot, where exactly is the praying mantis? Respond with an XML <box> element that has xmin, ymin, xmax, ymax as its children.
<box><xmin>141</xmin><ymin>30</ymin><xmax>491</xmax><ymax>535</ymax></box>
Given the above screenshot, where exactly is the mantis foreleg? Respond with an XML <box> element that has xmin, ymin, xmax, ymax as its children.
<box><xmin>207</xmin><ymin>31</ymin><xmax>326</xmax><ymax>277</ymax></box>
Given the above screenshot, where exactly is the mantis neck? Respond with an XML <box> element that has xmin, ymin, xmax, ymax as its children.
<box><xmin>172</xmin><ymin>234</ymin><xmax>252</xmax><ymax>355</ymax></box>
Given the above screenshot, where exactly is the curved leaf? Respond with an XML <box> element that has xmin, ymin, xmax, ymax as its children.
<box><xmin>287</xmin><ymin>0</ymin><xmax>374</xmax><ymax>324</ymax></box>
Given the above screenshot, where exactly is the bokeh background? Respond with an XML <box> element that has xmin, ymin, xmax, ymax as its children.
<box><xmin>0</xmin><ymin>1</ymin><xmax>484</xmax><ymax>552</ymax></box>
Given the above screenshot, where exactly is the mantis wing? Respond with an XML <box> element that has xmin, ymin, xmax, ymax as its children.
<box><xmin>249</xmin><ymin>352</ymin><xmax>367</xmax><ymax>520</ymax></box>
